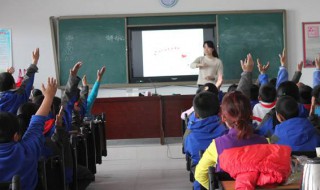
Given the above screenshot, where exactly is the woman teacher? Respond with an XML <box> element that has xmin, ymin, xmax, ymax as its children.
<box><xmin>190</xmin><ymin>41</ymin><xmax>223</xmax><ymax>88</ymax></box>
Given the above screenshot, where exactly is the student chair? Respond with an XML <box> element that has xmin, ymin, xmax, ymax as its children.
<box><xmin>45</xmin><ymin>155</ymin><xmax>67</xmax><ymax>190</ymax></box>
<box><xmin>83</xmin><ymin>120</ymin><xmax>97</xmax><ymax>175</ymax></box>
<box><xmin>70</xmin><ymin>134</ymin><xmax>79</xmax><ymax>190</ymax></box>
<box><xmin>37</xmin><ymin>158</ymin><xmax>48</xmax><ymax>190</ymax></box>
<box><xmin>182</xmin><ymin>113</ymin><xmax>189</xmax><ymax>155</ymax></box>
<box><xmin>92</xmin><ymin>116</ymin><xmax>104</xmax><ymax>164</ymax></box>
<box><xmin>208</xmin><ymin>166</ymin><xmax>234</xmax><ymax>190</ymax></box>
<box><xmin>95</xmin><ymin>113</ymin><xmax>107</xmax><ymax>157</ymax></box>
<box><xmin>0</xmin><ymin>175</ymin><xmax>21</xmax><ymax>190</ymax></box>
<box><xmin>291</xmin><ymin>151</ymin><xmax>317</xmax><ymax>158</ymax></box>
<box><xmin>77</xmin><ymin>128</ymin><xmax>89</xmax><ymax>168</ymax></box>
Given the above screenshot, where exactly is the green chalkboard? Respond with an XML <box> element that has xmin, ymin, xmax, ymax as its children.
<box><xmin>58</xmin><ymin>17</ymin><xmax>127</xmax><ymax>85</ymax></box>
<box><xmin>217</xmin><ymin>12</ymin><xmax>285</xmax><ymax>81</ymax></box>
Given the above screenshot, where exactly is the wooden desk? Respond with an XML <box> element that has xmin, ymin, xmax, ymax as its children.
<box><xmin>221</xmin><ymin>181</ymin><xmax>300</xmax><ymax>190</ymax></box>
<box><xmin>91</xmin><ymin>95</ymin><xmax>194</xmax><ymax>144</ymax></box>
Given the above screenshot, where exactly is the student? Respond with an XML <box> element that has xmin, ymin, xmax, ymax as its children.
<box><xmin>180</xmin><ymin>82</ymin><xmax>220</xmax><ymax>120</ymax></box>
<box><xmin>30</xmin><ymin>88</ymin><xmax>43</xmax><ymax>102</ymax></box>
<box><xmin>252</xmin><ymin>84</ymin><xmax>276</xmax><ymax>127</ymax></box>
<box><xmin>194</xmin><ymin>91</ymin><xmax>268</xmax><ymax>190</ymax></box>
<box><xmin>271</xmin><ymin>96</ymin><xmax>320</xmax><ymax>151</ymax></box>
<box><xmin>190</xmin><ymin>41</ymin><xmax>223</xmax><ymax>88</ymax></box>
<box><xmin>72</xmin><ymin>75</ymin><xmax>89</xmax><ymax>131</ymax></box>
<box><xmin>0</xmin><ymin>77</ymin><xmax>57</xmax><ymax>190</ymax></box>
<box><xmin>256</xmin><ymin>81</ymin><xmax>309</xmax><ymax>137</ymax></box>
<box><xmin>33</xmin><ymin>62</ymin><xmax>83</xmax><ymax>137</ymax></box>
<box><xmin>183</xmin><ymin>91</ymin><xmax>227</xmax><ymax>190</ymax></box>
<box><xmin>86</xmin><ymin>66</ymin><xmax>106</xmax><ymax>116</ymax></box>
<box><xmin>0</xmin><ymin>48</ymin><xmax>39</xmax><ymax>114</ymax></box>
<box><xmin>250</xmin><ymin>84</ymin><xmax>259</xmax><ymax>109</ymax></box>
<box><xmin>298</xmin><ymin>84</ymin><xmax>313</xmax><ymax>112</ymax></box>
<box><xmin>257</xmin><ymin>49</ymin><xmax>288</xmax><ymax>89</ymax></box>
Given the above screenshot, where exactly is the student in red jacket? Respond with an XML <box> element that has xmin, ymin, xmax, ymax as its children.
<box><xmin>195</xmin><ymin>53</ymin><xmax>268</xmax><ymax>190</ymax></box>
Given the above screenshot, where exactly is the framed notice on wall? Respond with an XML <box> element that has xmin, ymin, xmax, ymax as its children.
<box><xmin>0</xmin><ymin>29</ymin><xmax>12</xmax><ymax>72</ymax></box>
<box><xmin>303</xmin><ymin>22</ymin><xmax>320</xmax><ymax>68</ymax></box>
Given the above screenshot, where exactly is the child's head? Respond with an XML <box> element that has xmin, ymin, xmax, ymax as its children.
<box><xmin>202</xmin><ymin>83</ymin><xmax>218</xmax><ymax>95</ymax></box>
<box><xmin>227</xmin><ymin>84</ymin><xmax>238</xmax><ymax>93</ymax></box>
<box><xmin>0</xmin><ymin>112</ymin><xmax>19</xmax><ymax>143</ymax></box>
<box><xmin>250</xmin><ymin>84</ymin><xmax>259</xmax><ymax>101</ymax></box>
<box><xmin>312</xmin><ymin>85</ymin><xmax>320</xmax><ymax>104</ymax></box>
<box><xmin>220</xmin><ymin>91</ymin><xmax>253</xmax><ymax>139</ymax></box>
<box><xmin>193</xmin><ymin>91</ymin><xmax>219</xmax><ymax>119</ymax></box>
<box><xmin>299</xmin><ymin>84</ymin><xmax>312</xmax><ymax>105</ymax></box>
<box><xmin>275</xmin><ymin>96</ymin><xmax>299</xmax><ymax>121</ymax></box>
<box><xmin>277</xmin><ymin>81</ymin><xmax>299</xmax><ymax>101</ymax></box>
<box><xmin>17</xmin><ymin>102</ymin><xmax>39</xmax><ymax>136</ymax></box>
<box><xmin>32</xmin><ymin>95</ymin><xmax>61</xmax><ymax>116</ymax></box>
<box><xmin>269</xmin><ymin>78</ymin><xmax>277</xmax><ymax>87</ymax></box>
<box><xmin>0</xmin><ymin>72</ymin><xmax>15</xmax><ymax>91</ymax></box>
<box><xmin>259</xmin><ymin>84</ymin><xmax>276</xmax><ymax>103</ymax></box>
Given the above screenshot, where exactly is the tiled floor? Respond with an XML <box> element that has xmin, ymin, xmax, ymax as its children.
<box><xmin>87</xmin><ymin>138</ymin><xmax>192</xmax><ymax>190</ymax></box>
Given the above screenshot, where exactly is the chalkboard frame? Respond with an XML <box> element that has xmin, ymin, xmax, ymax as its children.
<box><xmin>50</xmin><ymin>10</ymin><xmax>286</xmax><ymax>88</ymax></box>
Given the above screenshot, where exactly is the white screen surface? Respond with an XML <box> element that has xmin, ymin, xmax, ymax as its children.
<box><xmin>142</xmin><ymin>29</ymin><xmax>203</xmax><ymax>77</ymax></box>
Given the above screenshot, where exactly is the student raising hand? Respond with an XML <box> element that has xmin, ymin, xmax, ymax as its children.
<box><xmin>297</xmin><ymin>61</ymin><xmax>303</xmax><ymax>72</ymax></box>
<box><xmin>36</xmin><ymin>77</ymin><xmax>57</xmax><ymax>116</ymax></box>
<box><xmin>55</xmin><ymin>106</ymin><xmax>64</xmax><ymax>127</ymax></box>
<box><xmin>32</xmin><ymin>48</ymin><xmax>40</xmax><ymax>65</ymax></box>
<box><xmin>70</xmin><ymin>62</ymin><xmax>82</xmax><ymax>76</ymax></box>
<box><xmin>97</xmin><ymin>66</ymin><xmax>106</xmax><ymax>82</ymax></box>
<box><xmin>279</xmin><ymin>48</ymin><xmax>286</xmax><ymax>68</ymax></box>
<box><xmin>240</xmin><ymin>53</ymin><xmax>254</xmax><ymax>72</ymax></box>
<box><xmin>6</xmin><ymin>67</ymin><xmax>15</xmax><ymax>74</ymax></box>
<box><xmin>82</xmin><ymin>75</ymin><xmax>88</xmax><ymax>87</ymax></box>
<box><xmin>257</xmin><ymin>59</ymin><xmax>270</xmax><ymax>74</ymax></box>
<box><xmin>315</xmin><ymin>55</ymin><xmax>320</xmax><ymax>70</ymax></box>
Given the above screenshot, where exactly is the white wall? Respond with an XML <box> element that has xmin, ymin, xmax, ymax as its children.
<box><xmin>1</xmin><ymin>0</ymin><xmax>320</xmax><ymax>97</ymax></box>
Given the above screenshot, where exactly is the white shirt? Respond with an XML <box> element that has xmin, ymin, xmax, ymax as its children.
<box><xmin>190</xmin><ymin>56</ymin><xmax>223</xmax><ymax>85</ymax></box>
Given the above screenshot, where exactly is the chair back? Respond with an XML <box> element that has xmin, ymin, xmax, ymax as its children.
<box><xmin>0</xmin><ymin>175</ymin><xmax>21</xmax><ymax>190</ymax></box>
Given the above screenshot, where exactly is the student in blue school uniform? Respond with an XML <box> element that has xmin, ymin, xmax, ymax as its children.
<box><xmin>256</xmin><ymin>81</ymin><xmax>309</xmax><ymax>137</ymax></box>
<box><xmin>86</xmin><ymin>66</ymin><xmax>106</xmax><ymax>116</ymax></box>
<box><xmin>0</xmin><ymin>77</ymin><xmax>57</xmax><ymax>190</ymax></box>
<box><xmin>0</xmin><ymin>48</ymin><xmax>39</xmax><ymax>114</ymax></box>
<box><xmin>252</xmin><ymin>83</ymin><xmax>277</xmax><ymax>128</ymax></box>
<box><xmin>271</xmin><ymin>96</ymin><xmax>320</xmax><ymax>151</ymax></box>
<box><xmin>183</xmin><ymin>91</ymin><xmax>227</xmax><ymax>190</ymax></box>
<box><xmin>256</xmin><ymin>50</ymin><xmax>308</xmax><ymax>137</ymax></box>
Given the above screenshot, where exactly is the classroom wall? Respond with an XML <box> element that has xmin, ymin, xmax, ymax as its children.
<box><xmin>1</xmin><ymin>0</ymin><xmax>320</xmax><ymax>97</ymax></box>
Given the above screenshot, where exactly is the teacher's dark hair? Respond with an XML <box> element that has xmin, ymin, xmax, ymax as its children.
<box><xmin>203</xmin><ymin>41</ymin><xmax>219</xmax><ymax>58</ymax></box>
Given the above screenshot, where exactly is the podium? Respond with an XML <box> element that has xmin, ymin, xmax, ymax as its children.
<box><xmin>91</xmin><ymin>95</ymin><xmax>194</xmax><ymax>144</ymax></box>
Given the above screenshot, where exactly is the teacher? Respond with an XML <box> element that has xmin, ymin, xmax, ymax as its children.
<box><xmin>190</xmin><ymin>41</ymin><xmax>223</xmax><ymax>88</ymax></box>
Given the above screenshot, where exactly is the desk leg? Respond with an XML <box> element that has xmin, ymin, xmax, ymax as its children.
<box><xmin>160</xmin><ymin>96</ymin><xmax>165</xmax><ymax>145</ymax></box>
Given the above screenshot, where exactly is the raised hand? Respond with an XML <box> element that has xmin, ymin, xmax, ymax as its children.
<box><xmin>97</xmin><ymin>66</ymin><xmax>106</xmax><ymax>82</ymax></box>
<box><xmin>297</xmin><ymin>61</ymin><xmax>303</xmax><ymax>72</ymax></box>
<box><xmin>32</xmin><ymin>48</ymin><xmax>40</xmax><ymax>65</ymax></box>
<box><xmin>41</xmin><ymin>77</ymin><xmax>57</xmax><ymax>99</ymax></box>
<box><xmin>82</xmin><ymin>75</ymin><xmax>88</xmax><ymax>86</ymax></box>
<box><xmin>315</xmin><ymin>55</ymin><xmax>320</xmax><ymax>70</ymax></box>
<box><xmin>37</xmin><ymin>77</ymin><xmax>57</xmax><ymax>116</ymax></box>
<box><xmin>240</xmin><ymin>53</ymin><xmax>254</xmax><ymax>72</ymax></box>
<box><xmin>6</xmin><ymin>67</ymin><xmax>15</xmax><ymax>74</ymax></box>
<box><xmin>257</xmin><ymin>59</ymin><xmax>270</xmax><ymax>74</ymax></box>
<box><xmin>278</xmin><ymin>48</ymin><xmax>286</xmax><ymax>68</ymax></box>
<box><xmin>69</xmin><ymin>62</ymin><xmax>82</xmax><ymax>76</ymax></box>
<box><xmin>310</xmin><ymin>96</ymin><xmax>316</xmax><ymax>116</ymax></box>
<box><xmin>55</xmin><ymin>106</ymin><xmax>64</xmax><ymax>127</ymax></box>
